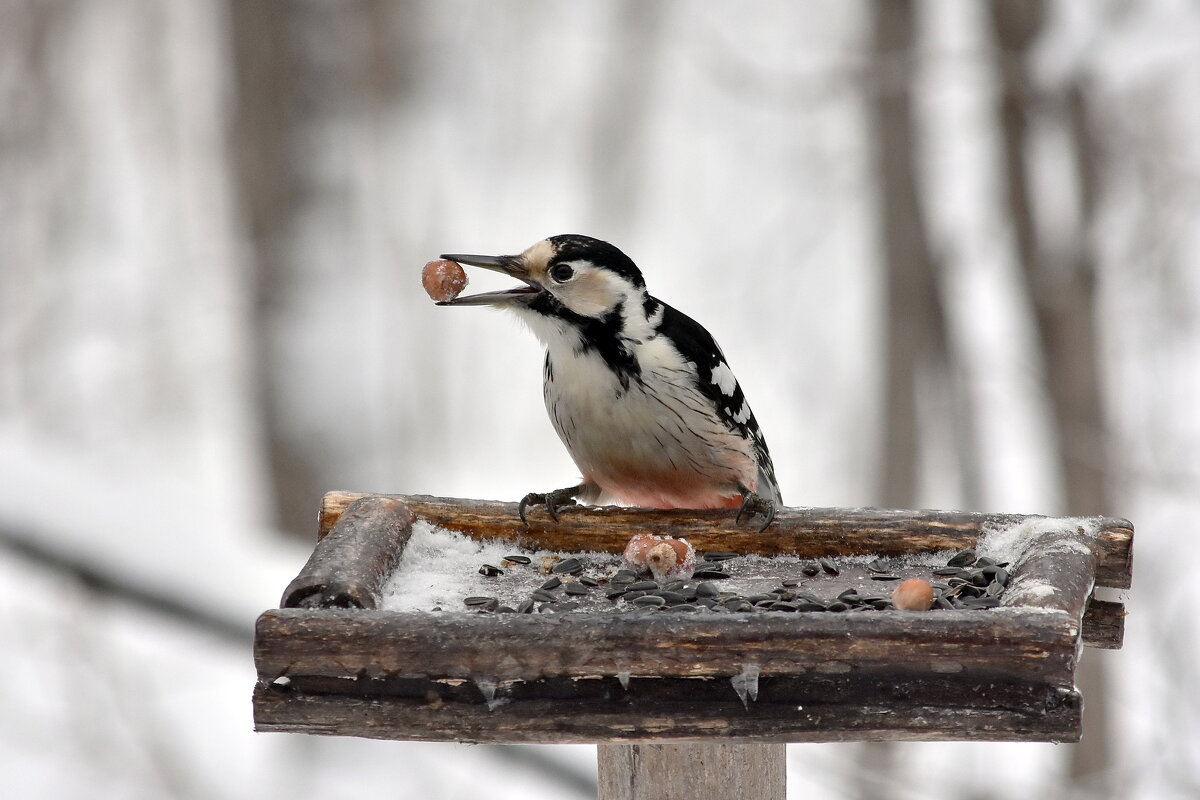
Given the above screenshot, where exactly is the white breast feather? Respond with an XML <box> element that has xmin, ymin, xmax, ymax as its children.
<box><xmin>541</xmin><ymin>332</ymin><xmax>756</xmax><ymax>507</ymax></box>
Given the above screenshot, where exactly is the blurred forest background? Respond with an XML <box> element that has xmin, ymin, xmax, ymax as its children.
<box><xmin>2</xmin><ymin>1</ymin><xmax>1197</xmax><ymax>798</ymax></box>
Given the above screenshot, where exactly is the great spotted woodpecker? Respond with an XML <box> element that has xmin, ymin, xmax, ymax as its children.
<box><xmin>439</xmin><ymin>234</ymin><xmax>781</xmax><ymax>530</ymax></box>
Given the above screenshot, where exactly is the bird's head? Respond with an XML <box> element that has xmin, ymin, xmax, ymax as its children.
<box><xmin>439</xmin><ymin>234</ymin><xmax>646</xmax><ymax>321</ymax></box>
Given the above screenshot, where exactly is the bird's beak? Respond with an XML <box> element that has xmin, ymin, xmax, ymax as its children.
<box><xmin>436</xmin><ymin>253</ymin><xmax>542</xmax><ymax>306</ymax></box>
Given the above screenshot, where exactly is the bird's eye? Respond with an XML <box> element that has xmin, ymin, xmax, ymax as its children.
<box><xmin>549</xmin><ymin>263</ymin><xmax>575</xmax><ymax>283</ymax></box>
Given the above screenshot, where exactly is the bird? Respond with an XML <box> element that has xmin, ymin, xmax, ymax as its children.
<box><xmin>438</xmin><ymin>234</ymin><xmax>781</xmax><ymax>530</ymax></box>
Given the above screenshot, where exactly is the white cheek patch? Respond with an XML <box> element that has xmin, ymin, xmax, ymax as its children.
<box><xmin>556</xmin><ymin>267</ymin><xmax>631</xmax><ymax>318</ymax></box>
<box><xmin>710</xmin><ymin>361</ymin><xmax>738</xmax><ymax>396</ymax></box>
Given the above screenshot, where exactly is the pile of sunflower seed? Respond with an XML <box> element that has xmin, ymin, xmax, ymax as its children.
<box><xmin>461</xmin><ymin>547</ymin><xmax>1010</xmax><ymax>614</ymax></box>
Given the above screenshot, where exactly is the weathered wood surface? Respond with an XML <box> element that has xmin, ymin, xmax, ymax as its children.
<box><xmin>597</xmin><ymin>743</ymin><xmax>785</xmax><ymax>800</ymax></box>
<box><xmin>281</xmin><ymin>496</ymin><xmax>413</xmax><ymax>609</ymax></box>
<box><xmin>1081</xmin><ymin>598</ymin><xmax>1125</xmax><ymax>650</ymax></box>
<box><xmin>255</xmin><ymin>607</ymin><xmax>1077</xmax><ymax>684</ymax></box>
<box><xmin>316</xmin><ymin>492</ymin><xmax>1134</xmax><ymax>589</ymax></box>
<box><xmin>252</xmin><ymin>683</ymin><xmax>1083</xmax><ymax>743</ymax></box>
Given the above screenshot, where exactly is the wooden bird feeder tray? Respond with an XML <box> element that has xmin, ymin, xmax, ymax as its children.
<box><xmin>253</xmin><ymin>492</ymin><xmax>1133</xmax><ymax>745</ymax></box>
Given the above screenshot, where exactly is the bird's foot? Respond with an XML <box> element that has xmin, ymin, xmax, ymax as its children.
<box><xmin>735</xmin><ymin>489</ymin><xmax>777</xmax><ymax>532</ymax></box>
<box><xmin>518</xmin><ymin>484</ymin><xmax>582</xmax><ymax>526</ymax></box>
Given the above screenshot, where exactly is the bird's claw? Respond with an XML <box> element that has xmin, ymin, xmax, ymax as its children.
<box><xmin>518</xmin><ymin>487</ymin><xmax>579</xmax><ymax>526</ymax></box>
<box><xmin>736</xmin><ymin>490</ymin><xmax>777</xmax><ymax>532</ymax></box>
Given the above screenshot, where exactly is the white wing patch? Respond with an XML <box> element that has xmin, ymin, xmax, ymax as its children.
<box><xmin>710</xmin><ymin>360</ymin><xmax>737</xmax><ymax>396</ymax></box>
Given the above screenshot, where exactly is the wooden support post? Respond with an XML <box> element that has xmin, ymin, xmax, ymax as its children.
<box><xmin>597</xmin><ymin>743</ymin><xmax>785</xmax><ymax>800</ymax></box>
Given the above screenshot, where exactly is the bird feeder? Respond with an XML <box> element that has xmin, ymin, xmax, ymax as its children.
<box><xmin>253</xmin><ymin>492</ymin><xmax>1133</xmax><ymax>799</ymax></box>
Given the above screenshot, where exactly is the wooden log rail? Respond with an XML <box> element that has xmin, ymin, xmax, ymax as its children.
<box><xmin>316</xmin><ymin>492</ymin><xmax>1134</xmax><ymax>590</ymax></box>
<box><xmin>255</xmin><ymin>492</ymin><xmax>1133</xmax><ymax>748</ymax></box>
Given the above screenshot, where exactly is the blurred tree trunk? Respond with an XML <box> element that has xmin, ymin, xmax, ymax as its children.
<box><xmin>229</xmin><ymin>1</ymin><xmax>411</xmax><ymax>537</ymax></box>
<box><xmin>585</xmin><ymin>0</ymin><xmax>666</xmax><ymax>236</ymax></box>
<box><xmin>228</xmin><ymin>1</ymin><xmax>312</xmax><ymax>538</ymax></box>
<box><xmin>861</xmin><ymin>1</ymin><xmax>956</xmax><ymax>797</ymax></box>
<box><xmin>874</xmin><ymin>0</ymin><xmax>951</xmax><ymax>511</ymax></box>
<box><xmin>990</xmin><ymin>0</ymin><xmax>1112</xmax><ymax>791</ymax></box>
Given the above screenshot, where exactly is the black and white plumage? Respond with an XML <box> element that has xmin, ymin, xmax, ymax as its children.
<box><xmin>439</xmin><ymin>234</ymin><xmax>781</xmax><ymax>529</ymax></box>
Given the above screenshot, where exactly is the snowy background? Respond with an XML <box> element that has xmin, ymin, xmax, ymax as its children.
<box><xmin>2</xmin><ymin>1</ymin><xmax>1198</xmax><ymax>798</ymax></box>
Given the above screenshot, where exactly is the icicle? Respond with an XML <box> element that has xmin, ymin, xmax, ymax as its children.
<box><xmin>730</xmin><ymin>664</ymin><xmax>760</xmax><ymax>709</ymax></box>
<box><xmin>474</xmin><ymin>678</ymin><xmax>507</xmax><ymax>711</ymax></box>
<box><xmin>617</xmin><ymin>670</ymin><xmax>631</xmax><ymax>691</ymax></box>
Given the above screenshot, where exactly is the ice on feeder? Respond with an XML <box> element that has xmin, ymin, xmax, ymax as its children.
<box><xmin>977</xmin><ymin>516</ymin><xmax>1101</xmax><ymax>566</ymax></box>
<box><xmin>617</xmin><ymin>670</ymin><xmax>631</xmax><ymax>691</ymax></box>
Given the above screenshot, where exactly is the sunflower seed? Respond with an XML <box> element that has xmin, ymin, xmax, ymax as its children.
<box><xmin>947</xmin><ymin>548</ymin><xmax>976</xmax><ymax>567</ymax></box>
<box><xmin>695</xmin><ymin>581</ymin><xmax>720</xmax><ymax>598</ymax></box>
<box><xmin>540</xmin><ymin>576</ymin><xmax>563</xmax><ymax>590</ymax></box>
<box><xmin>530</xmin><ymin>589</ymin><xmax>558</xmax><ymax>603</ymax></box>
<box><xmin>632</xmin><ymin>595</ymin><xmax>666</xmax><ymax>607</ymax></box>
<box><xmin>578</xmin><ymin>576</ymin><xmax>600</xmax><ymax>587</ymax></box>
<box><xmin>502</xmin><ymin>555</ymin><xmax>532</xmax><ymax>565</ymax></box>
<box><xmin>464</xmin><ymin>596</ymin><xmax>498</xmax><ymax>607</ymax></box>
<box><xmin>693</xmin><ymin>569</ymin><xmax>730</xmax><ymax>580</ymax></box>
<box><xmin>703</xmin><ymin>551</ymin><xmax>740</xmax><ymax>562</ymax></box>
<box><xmin>627</xmin><ymin>580</ymin><xmax>660</xmax><ymax>592</ymax></box>
<box><xmin>552</xmin><ymin>557</ymin><xmax>583</xmax><ymax>575</ymax></box>
<box><xmin>819</xmin><ymin>558</ymin><xmax>839</xmax><ymax>576</ymax></box>
<box><xmin>564</xmin><ymin>582</ymin><xmax>590</xmax><ymax>596</ymax></box>
<box><xmin>610</xmin><ymin>570</ymin><xmax>638</xmax><ymax>585</ymax></box>
<box><xmin>867</xmin><ymin>557</ymin><xmax>890</xmax><ymax>574</ymax></box>
<box><xmin>478</xmin><ymin>564</ymin><xmax>504</xmax><ymax>577</ymax></box>
<box><xmin>870</xmin><ymin>574</ymin><xmax>902</xmax><ymax>581</ymax></box>
<box><xmin>959</xmin><ymin>596</ymin><xmax>1000</xmax><ymax>609</ymax></box>
<box><xmin>517</xmin><ymin>599</ymin><xmax>535</xmax><ymax>614</ymax></box>
<box><xmin>801</xmin><ymin>564</ymin><xmax>820</xmax><ymax>577</ymax></box>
